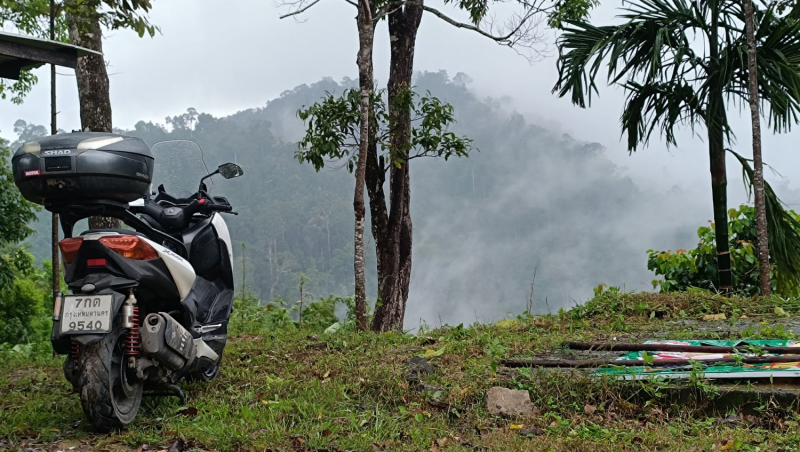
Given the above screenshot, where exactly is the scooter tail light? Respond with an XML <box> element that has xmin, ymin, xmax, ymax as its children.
<box><xmin>58</xmin><ymin>237</ymin><xmax>83</xmax><ymax>264</ymax></box>
<box><xmin>99</xmin><ymin>235</ymin><xmax>159</xmax><ymax>260</ymax></box>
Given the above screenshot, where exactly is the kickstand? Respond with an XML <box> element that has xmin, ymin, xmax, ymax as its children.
<box><xmin>144</xmin><ymin>384</ymin><xmax>187</xmax><ymax>406</ymax></box>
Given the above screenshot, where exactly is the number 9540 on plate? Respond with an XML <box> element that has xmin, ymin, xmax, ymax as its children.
<box><xmin>60</xmin><ymin>295</ymin><xmax>113</xmax><ymax>334</ymax></box>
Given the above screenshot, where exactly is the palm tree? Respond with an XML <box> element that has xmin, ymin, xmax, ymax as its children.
<box><xmin>742</xmin><ymin>0</ymin><xmax>770</xmax><ymax>295</ymax></box>
<box><xmin>554</xmin><ymin>0</ymin><xmax>800</xmax><ymax>293</ymax></box>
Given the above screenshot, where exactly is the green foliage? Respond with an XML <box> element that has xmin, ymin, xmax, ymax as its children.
<box><xmin>296</xmin><ymin>88</ymin><xmax>472</xmax><ymax>173</ymax></box>
<box><xmin>0</xmin><ymin>140</ymin><xmax>43</xmax><ymax>348</ymax></box>
<box><xmin>65</xmin><ymin>0</ymin><xmax>157</xmax><ymax>38</ymax></box>
<box><xmin>229</xmin><ymin>293</ymin><xmax>357</xmax><ymax>336</ymax></box>
<box><xmin>303</xmin><ymin>295</ymin><xmax>359</xmax><ymax>332</ymax></box>
<box><xmin>0</xmin><ymin>142</ymin><xmax>38</xmax><ymax>245</ymax></box>
<box><xmin>0</xmin><ymin>249</ymin><xmax>51</xmax><ymax>346</ymax></box>
<box><xmin>548</xmin><ymin>0</ymin><xmax>599</xmax><ymax>29</ymax></box>
<box><xmin>229</xmin><ymin>295</ymin><xmax>296</xmax><ymax>336</ymax></box>
<box><xmin>730</xmin><ymin>150</ymin><xmax>800</xmax><ymax>296</ymax></box>
<box><xmin>648</xmin><ymin>205</ymin><xmax>800</xmax><ymax>296</ymax></box>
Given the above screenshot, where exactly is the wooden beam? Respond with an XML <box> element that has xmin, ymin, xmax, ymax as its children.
<box><xmin>0</xmin><ymin>39</ymin><xmax>77</xmax><ymax>69</ymax></box>
<box><xmin>0</xmin><ymin>59</ymin><xmax>33</xmax><ymax>79</ymax></box>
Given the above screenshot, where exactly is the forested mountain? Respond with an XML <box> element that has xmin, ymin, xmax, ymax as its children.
<box><xmin>17</xmin><ymin>71</ymin><xmax>710</xmax><ymax>326</ymax></box>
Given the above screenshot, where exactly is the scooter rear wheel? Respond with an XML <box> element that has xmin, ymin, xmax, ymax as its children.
<box><xmin>77</xmin><ymin>320</ymin><xmax>143</xmax><ymax>432</ymax></box>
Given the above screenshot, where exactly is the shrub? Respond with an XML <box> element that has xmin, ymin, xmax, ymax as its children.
<box><xmin>647</xmin><ymin>205</ymin><xmax>797</xmax><ymax>295</ymax></box>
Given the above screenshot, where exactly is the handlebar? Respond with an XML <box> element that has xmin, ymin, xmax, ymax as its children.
<box><xmin>204</xmin><ymin>202</ymin><xmax>233</xmax><ymax>213</ymax></box>
<box><xmin>130</xmin><ymin>197</ymin><xmax>235</xmax><ymax>233</ymax></box>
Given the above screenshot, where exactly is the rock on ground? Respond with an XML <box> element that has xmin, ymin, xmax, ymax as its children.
<box><xmin>406</xmin><ymin>356</ymin><xmax>434</xmax><ymax>384</ymax></box>
<box><xmin>486</xmin><ymin>386</ymin><xmax>535</xmax><ymax>417</ymax></box>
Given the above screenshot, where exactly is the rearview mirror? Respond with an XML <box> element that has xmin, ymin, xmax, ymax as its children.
<box><xmin>218</xmin><ymin>163</ymin><xmax>244</xmax><ymax>179</ymax></box>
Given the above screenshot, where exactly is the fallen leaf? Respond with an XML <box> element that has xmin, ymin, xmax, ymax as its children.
<box><xmin>584</xmin><ymin>404</ymin><xmax>597</xmax><ymax>415</ymax></box>
<box><xmin>509</xmin><ymin>424</ymin><xmax>524</xmax><ymax>430</ymax></box>
<box><xmin>176</xmin><ymin>407</ymin><xmax>198</xmax><ymax>416</ymax></box>
<box><xmin>322</xmin><ymin>429</ymin><xmax>332</xmax><ymax>437</ymax></box>
<box><xmin>703</xmin><ymin>313</ymin><xmax>727</xmax><ymax>321</ymax></box>
<box><xmin>719</xmin><ymin>440</ymin><xmax>734</xmax><ymax>451</ymax></box>
<box><xmin>418</xmin><ymin>346</ymin><xmax>447</xmax><ymax>358</ymax></box>
<box><xmin>164</xmin><ymin>430</ymin><xmax>177</xmax><ymax>436</ymax></box>
<box><xmin>775</xmin><ymin>307</ymin><xmax>789</xmax><ymax>317</ymax></box>
<box><xmin>436</xmin><ymin>438</ymin><xmax>448</xmax><ymax>447</ymax></box>
<box><xmin>323</xmin><ymin>371</ymin><xmax>330</xmax><ymax>379</ymax></box>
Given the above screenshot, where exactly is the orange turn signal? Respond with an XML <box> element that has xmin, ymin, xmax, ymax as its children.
<box><xmin>58</xmin><ymin>237</ymin><xmax>84</xmax><ymax>264</ymax></box>
<box><xmin>99</xmin><ymin>235</ymin><xmax>159</xmax><ymax>260</ymax></box>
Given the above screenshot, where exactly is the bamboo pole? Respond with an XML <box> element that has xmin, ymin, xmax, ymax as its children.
<box><xmin>501</xmin><ymin>355</ymin><xmax>800</xmax><ymax>369</ymax></box>
<box><xmin>562</xmin><ymin>341</ymin><xmax>800</xmax><ymax>355</ymax></box>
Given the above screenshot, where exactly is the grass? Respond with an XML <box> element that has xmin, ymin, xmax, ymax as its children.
<box><xmin>4</xmin><ymin>290</ymin><xmax>800</xmax><ymax>451</ymax></box>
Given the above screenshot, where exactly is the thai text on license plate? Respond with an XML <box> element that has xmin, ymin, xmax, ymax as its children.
<box><xmin>60</xmin><ymin>295</ymin><xmax>113</xmax><ymax>334</ymax></box>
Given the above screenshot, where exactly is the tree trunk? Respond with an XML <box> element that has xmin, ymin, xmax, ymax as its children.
<box><xmin>370</xmin><ymin>0</ymin><xmax>423</xmax><ymax>332</ymax></box>
<box><xmin>354</xmin><ymin>0</ymin><xmax>374</xmax><ymax>332</ymax></box>
<box><xmin>708</xmin><ymin>5</ymin><xmax>733</xmax><ymax>293</ymax></box>
<box><xmin>709</xmin><ymin>132</ymin><xmax>732</xmax><ymax>292</ymax></box>
<box><xmin>66</xmin><ymin>2</ymin><xmax>119</xmax><ymax>230</ymax></box>
<box><xmin>743</xmin><ymin>0</ymin><xmax>771</xmax><ymax>295</ymax></box>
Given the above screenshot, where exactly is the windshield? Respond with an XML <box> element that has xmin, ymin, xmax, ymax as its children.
<box><xmin>150</xmin><ymin>140</ymin><xmax>210</xmax><ymax>198</ymax></box>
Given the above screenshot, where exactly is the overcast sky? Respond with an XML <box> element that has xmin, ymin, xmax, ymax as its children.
<box><xmin>2</xmin><ymin>0</ymin><xmax>798</xmax><ymax>203</ymax></box>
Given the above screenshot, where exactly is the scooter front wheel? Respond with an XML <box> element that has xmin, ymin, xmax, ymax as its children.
<box><xmin>77</xmin><ymin>320</ymin><xmax>143</xmax><ymax>432</ymax></box>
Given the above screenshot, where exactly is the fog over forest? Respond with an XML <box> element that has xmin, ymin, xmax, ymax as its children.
<box><xmin>13</xmin><ymin>71</ymin><xmax>793</xmax><ymax>327</ymax></box>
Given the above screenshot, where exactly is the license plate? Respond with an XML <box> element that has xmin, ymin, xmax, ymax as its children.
<box><xmin>60</xmin><ymin>295</ymin><xmax>113</xmax><ymax>334</ymax></box>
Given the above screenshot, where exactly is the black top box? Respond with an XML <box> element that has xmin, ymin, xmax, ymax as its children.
<box><xmin>12</xmin><ymin>132</ymin><xmax>154</xmax><ymax>206</ymax></box>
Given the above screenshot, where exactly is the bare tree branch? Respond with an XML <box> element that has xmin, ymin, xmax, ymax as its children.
<box><xmin>420</xmin><ymin>2</ymin><xmax>550</xmax><ymax>62</ymax></box>
<box><xmin>278</xmin><ymin>0</ymin><xmax>323</xmax><ymax>19</ymax></box>
<box><xmin>278</xmin><ymin>0</ymin><xmax>358</xmax><ymax>19</ymax></box>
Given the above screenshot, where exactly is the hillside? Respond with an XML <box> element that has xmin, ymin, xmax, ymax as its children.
<box><xmin>13</xmin><ymin>72</ymin><xmax>714</xmax><ymax>328</ymax></box>
<box><xmin>4</xmin><ymin>291</ymin><xmax>800</xmax><ymax>451</ymax></box>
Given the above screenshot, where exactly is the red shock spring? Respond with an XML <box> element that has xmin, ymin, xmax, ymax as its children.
<box><xmin>70</xmin><ymin>341</ymin><xmax>80</xmax><ymax>360</ymax></box>
<box><xmin>125</xmin><ymin>306</ymin><xmax>140</xmax><ymax>356</ymax></box>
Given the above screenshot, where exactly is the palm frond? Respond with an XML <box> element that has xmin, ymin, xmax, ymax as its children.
<box><xmin>729</xmin><ymin>149</ymin><xmax>800</xmax><ymax>296</ymax></box>
<box><xmin>621</xmin><ymin>80</ymin><xmax>704</xmax><ymax>151</ymax></box>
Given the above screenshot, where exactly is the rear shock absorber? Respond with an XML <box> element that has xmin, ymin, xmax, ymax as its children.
<box><xmin>122</xmin><ymin>290</ymin><xmax>140</xmax><ymax>367</ymax></box>
<box><xmin>70</xmin><ymin>341</ymin><xmax>80</xmax><ymax>360</ymax></box>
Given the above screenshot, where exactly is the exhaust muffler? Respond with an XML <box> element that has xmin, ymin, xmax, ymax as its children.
<box><xmin>140</xmin><ymin>313</ymin><xmax>218</xmax><ymax>372</ymax></box>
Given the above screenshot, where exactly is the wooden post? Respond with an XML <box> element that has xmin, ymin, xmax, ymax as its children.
<box><xmin>50</xmin><ymin>0</ymin><xmax>60</xmax><ymax>300</ymax></box>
